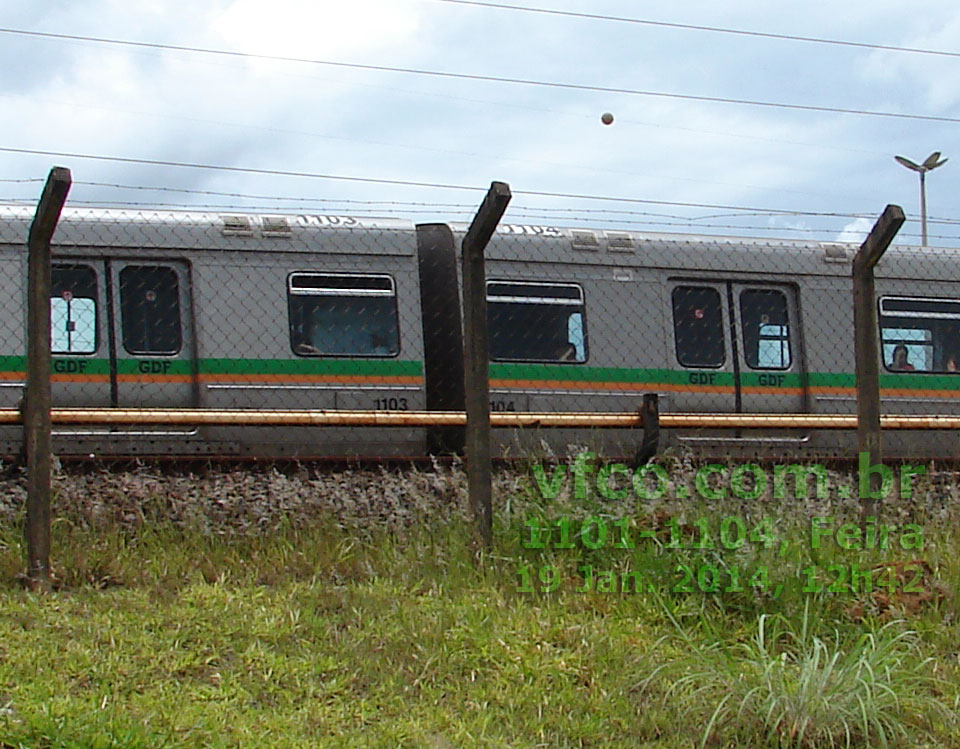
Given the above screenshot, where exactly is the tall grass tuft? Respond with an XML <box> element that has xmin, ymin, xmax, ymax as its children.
<box><xmin>645</xmin><ymin>600</ymin><xmax>951</xmax><ymax>748</ymax></box>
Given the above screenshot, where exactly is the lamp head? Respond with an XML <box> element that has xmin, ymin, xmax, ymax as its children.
<box><xmin>922</xmin><ymin>151</ymin><xmax>948</xmax><ymax>170</ymax></box>
<box><xmin>896</xmin><ymin>152</ymin><xmax>948</xmax><ymax>173</ymax></box>
<box><xmin>895</xmin><ymin>155</ymin><xmax>923</xmax><ymax>172</ymax></box>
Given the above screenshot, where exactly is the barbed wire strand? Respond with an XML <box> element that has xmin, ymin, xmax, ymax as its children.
<box><xmin>0</xmin><ymin>146</ymin><xmax>905</xmax><ymax>219</ymax></box>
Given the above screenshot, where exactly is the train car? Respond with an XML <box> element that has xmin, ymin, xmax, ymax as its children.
<box><xmin>2</xmin><ymin>205</ymin><xmax>960</xmax><ymax>460</ymax></box>
<box><xmin>0</xmin><ymin>206</ymin><xmax>437</xmax><ymax>458</ymax></box>
<box><xmin>434</xmin><ymin>221</ymin><xmax>960</xmax><ymax>460</ymax></box>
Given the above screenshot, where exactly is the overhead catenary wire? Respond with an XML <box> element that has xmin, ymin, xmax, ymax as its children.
<box><xmin>0</xmin><ymin>82</ymin><xmax>895</xmax><ymax>165</ymax></box>
<box><xmin>74</xmin><ymin>181</ymin><xmax>481</xmax><ymax>209</ymax></box>
<box><xmin>62</xmin><ymin>181</ymin><xmax>876</xmax><ymax>221</ymax></box>
<box><xmin>429</xmin><ymin>0</ymin><xmax>960</xmax><ymax>60</ymax></box>
<box><xmin>15</xmin><ymin>91</ymin><xmax>805</xmax><ymax>197</ymax></box>
<box><xmin>68</xmin><ymin>182</ymin><xmax>900</xmax><ymax>222</ymax></box>
<box><xmin>0</xmin><ymin>146</ymin><xmax>880</xmax><ymax>217</ymax></box>
<box><xmin>1</xmin><ymin>26</ymin><xmax>958</xmax><ymax>124</ymax></box>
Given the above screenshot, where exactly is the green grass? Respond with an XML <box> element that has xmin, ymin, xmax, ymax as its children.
<box><xmin>0</xmin><ymin>461</ymin><xmax>957</xmax><ymax>747</ymax></box>
<box><xmin>643</xmin><ymin>601</ymin><xmax>950</xmax><ymax>747</ymax></box>
<box><xmin>0</xmin><ymin>530</ymin><xmax>672</xmax><ymax>747</ymax></box>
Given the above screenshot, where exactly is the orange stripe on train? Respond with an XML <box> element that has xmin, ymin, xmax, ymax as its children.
<box><xmin>196</xmin><ymin>374</ymin><xmax>421</xmax><ymax>385</ymax></box>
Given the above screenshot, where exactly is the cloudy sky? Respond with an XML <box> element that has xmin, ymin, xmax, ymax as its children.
<box><xmin>2</xmin><ymin>0</ymin><xmax>960</xmax><ymax>245</ymax></box>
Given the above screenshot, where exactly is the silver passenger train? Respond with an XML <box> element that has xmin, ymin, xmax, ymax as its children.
<box><xmin>1</xmin><ymin>205</ymin><xmax>959</xmax><ymax>460</ymax></box>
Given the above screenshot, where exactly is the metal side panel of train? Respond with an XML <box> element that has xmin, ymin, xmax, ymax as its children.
<box><xmin>0</xmin><ymin>207</ymin><xmax>429</xmax><ymax>458</ymax></box>
<box><xmin>4</xmin><ymin>204</ymin><xmax>960</xmax><ymax>461</ymax></box>
<box><xmin>443</xmin><ymin>222</ymin><xmax>960</xmax><ymax>460</ymax></box>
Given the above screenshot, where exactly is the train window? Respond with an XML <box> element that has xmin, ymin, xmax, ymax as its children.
<box><xmin>51</xmin><ymin>265</ymin><xmax>97</xmax><ymax>354</ymax></box>
<box><xmin>879</xmin><ymin>296</ymin><xmax>960</xmax><ymax>373</ymax></box>
<box><xmin>119</xmin><ymin>266</ymin><xmax>182</xmax><ymax>355</ymax></box>
<box><xmin>740</xmin><ymin>289</ymin><xmax>791</xmax><ymax>369</ymax></box>
<box><xmin>288</xmin><ymin>273</ymin><xmax>399</xmax><ymax>357</ymax></box>
<box><xmin>486</xmin><ymin>281</ymin><xmax>587</xmax><ymax>362</ymax></box>
<box><xmin>672</xmin><ymin>286</ymin><xmax>724</xmax><ymax>368</ymax></box>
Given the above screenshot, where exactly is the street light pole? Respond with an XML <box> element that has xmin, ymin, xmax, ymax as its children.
<box><xmin>920</xmin><ymin>170</ymin><xmax>927</xmax><ymax>247</ymax></box>
<box><xmin>895</xmin><ymin>151</ymin><xmax>948</xmax><ymax>246</ymax></box>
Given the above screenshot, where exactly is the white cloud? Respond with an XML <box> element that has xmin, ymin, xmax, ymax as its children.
<box><xmin>836</xmin><ymin>217</ymin><xmax>873</xmax><ymax>243</ymax></box>
<box><xmin>854</xmin><ymin>5</ymin><xmax>960</xmax><ymax>112</ymax></box>
<box><xmin>211</xmin><ymin>0</ymin><xmax>422</xmax><ymax>69</ymax></box>
<box><xmin>3</xmin><ymin>0</ymin><xmax>960</xmax><ymax>246</ymax></box>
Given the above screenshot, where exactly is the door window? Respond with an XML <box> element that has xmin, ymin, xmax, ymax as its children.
<box><xmin>51</xmin><ymin>265</ymin><xmax>97</xmax><ymax>354</ymax></box>
<box><xmin>672</xmin><ymin>286</ymin><xmax>724</xmax><ymax>368</ymax></box>
<box><xmin>119</xmin><ymin>265</ymin><xmax>182</xmax><ymax>355</ymax></box>
<box><xmin>740</xmin><ymin>289</ymin><xmax>791</xmax><ymax>369</ymax></box>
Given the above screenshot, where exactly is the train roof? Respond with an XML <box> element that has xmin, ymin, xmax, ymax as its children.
<box><xmin>1</xmin><ymin>204</ymin><xmax>958</xmax><ymax>280</ymax></box>
<box><xmin>0</xmin><ymin>205</ymin><xmax>417</xmax><ymax>256</ymax></box>
<box><xmin>449</xmin><ymin>221</ymin><xmax>960</xmax><ymax>281</ymax></box>
<box><xmin>0</xmin><ymin>204</ymin><xmax>415</xmax><ymax>230</ymax></box>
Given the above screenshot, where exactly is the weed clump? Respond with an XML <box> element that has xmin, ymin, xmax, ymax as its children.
<box><xmin>643</xmin><ymin>601</ymin><xmax>952</xmax><ymax>747</ymax></box>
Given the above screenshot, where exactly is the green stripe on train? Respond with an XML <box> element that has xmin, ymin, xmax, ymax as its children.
<box><xmin>489</xmin><ymin>364</ymin><xmax>733</xmax><ymax>385</ymax></box>
<box><xmin>2</xmin><ymin>353</ymin><xmax>960</xmax><ymax>391</ymax></box>
<box><xmin>490</xmin><ymin>364</ymin><xmax>747</xmax><ymax>387</ymax></box>
<box><xmin>808</xmin><ymin>371</ymin><xmax>960</xmax><ymax>390</ymax></box>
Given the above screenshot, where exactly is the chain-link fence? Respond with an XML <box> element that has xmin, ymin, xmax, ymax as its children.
<box><xmin>2</xmin><ymin>202</ymin><xmax>442</xmax><ymax>459</ymax></box>
<box><xmin>3</xmin><ymin>179</ymin><xmax>960</xmax><ymax>465</ymax></box>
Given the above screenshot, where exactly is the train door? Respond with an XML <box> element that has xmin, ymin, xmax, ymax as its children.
<box><xmin>732</xmin><ymin>284</ymin><xmax>805</xmax><ymax>414</ymax></box>
<box><xmin>668</xmin><ymin>282</ymin><xmax>737</xmax><ymax>411</ymax></box>
<box><xmin>110</xmin><ymin>260</ymin><xmax>197</xmax><ymax>409</ymax></box>
<box><xmin>668</xmin><ymin>280</ymin><xmax>807</xmax><ymax>414</ymax></box>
